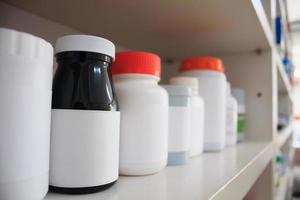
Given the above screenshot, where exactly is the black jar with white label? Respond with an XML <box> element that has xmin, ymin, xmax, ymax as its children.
<box><xmin>50</xmin><ymin>35</ymin><xmax>120</xmax><ymax>194</ymax></box>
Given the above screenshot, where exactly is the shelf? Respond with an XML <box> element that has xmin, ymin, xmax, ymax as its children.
<box><xmin>275</xmin><ymin>123</ymin><xmax>293</xmax><ymax>148</ymax></box>
<box><xmin>276</xmin><ymin>52</ymin><xmax>293</xmax><ymax>100</ymax></box>
<box><xmin>252</xmin><ymin>0</ymin><xmax>293</xmax><ymax>98</ymax></box>
<box><xmin>3</xmin><ymin>0</ymin><xmax>271</xmax><ymax>58</ymax></box>
<box><xmin>252</xmin><ymin>0</ymin><xmax>275</xmax><ymax>50</ymax></box>
<box><xmin>44</xmin><ymin>142</ymin><xmax>273</xmax><ymax>200</ymax></box>
<box><xmin>274</xmin><ymin>169</ymin><xmax>290</xmax><ymax>200</ymax></box>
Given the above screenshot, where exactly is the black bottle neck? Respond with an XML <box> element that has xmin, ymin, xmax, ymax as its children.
<box><xmin>52</xmin><ymin>51</ymin><xmax>118</xmax><ymax>111</ymax></box>
<box><xmin>56</xmin><ymin>51</ymin><xmax>113</xmax><ymax>63</ymax></box>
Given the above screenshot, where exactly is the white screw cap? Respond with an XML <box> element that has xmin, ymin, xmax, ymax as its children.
<box><xmin>55</xmin><ymin>35</ymin><xmax>115</xmax><ymax>60</ymax></box>
<box><xmin>170</xmin><ymin>76</ymin><xmax>199</xmax><ymax>95</ymax></box>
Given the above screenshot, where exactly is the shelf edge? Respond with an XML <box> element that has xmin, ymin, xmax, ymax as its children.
<box><xmin>276</xmin><ymin>52</ymin><xmax>293</xmax><ymax>100</ymax></box>
<box><xmin>275</xmin><ymin>123</ymin><xmax>293</xmax><ymax>148</ymax></box>
<box><xmin>210</xmin><ymin>142</ymin><xmax>274</xmax><ymax>200</ymax></box>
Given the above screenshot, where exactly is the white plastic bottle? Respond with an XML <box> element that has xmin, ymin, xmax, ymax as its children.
<box><xmin>111</xmin><ymin>51</ymin><xmax>169</xmax><ymax>175</ymax></box>
<box><xmin>179</xmin><ymin>56</ymin><xmax>226</xmax><ymax>151</ymax></box>
<box><xmin>169</xmin><ymin>77</ymin><xmax>204</xmax><ymax>156</ymax></box>
<box><xmin>226</xmin><ymin>82</ymin><xmax>238</xmax><ymax>146</ymax></box>
<box><xmin>163</xmin><ymin>85</ymin><xmax>192</xmax><ymax>165</ymax></box>
<box><xmin>232</xmin><ymin>88</ymin><xmax>246</xmax><ymax>142</ymax></box>
<box><xmin>0</xmin><ymin>28</ymin><xmax>53</xmax><ymax>200</ymax></box>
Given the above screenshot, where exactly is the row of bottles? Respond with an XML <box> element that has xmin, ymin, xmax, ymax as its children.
<box><xmin>0</xmin><ymin>28</ymin><xmax>246</xmax><ymax>200</ymax></box>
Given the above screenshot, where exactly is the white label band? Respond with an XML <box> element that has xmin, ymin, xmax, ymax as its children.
<box><xmin>50</xmin><ymin>109</ymin><xmax>120</xmax><ymax>187</ymax></box>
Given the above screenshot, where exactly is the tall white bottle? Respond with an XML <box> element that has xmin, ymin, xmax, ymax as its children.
<box><xmin>111</xmin><ymin>51</ymin><xmax>169</xmax><ymax>175</ymax></box>
<box><xmin>179</xmin><ymin>56</ymin><xmax>226</xmax><ymax>151</ymax></box>
<box><xmin>0</xmin><ymin>28</ymin><xmax>53</xmax><ymax>200</ymax></box>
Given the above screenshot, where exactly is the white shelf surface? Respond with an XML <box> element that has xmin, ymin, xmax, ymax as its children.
<box><xmin>45</xmin><ymin>142</ymin><xmax>273</xmax><ymax>200</ymax></box>
<box><xmin>275</xmin><ymin>123</ymin><xmax>293</xmax><ymax>148</ymax></box>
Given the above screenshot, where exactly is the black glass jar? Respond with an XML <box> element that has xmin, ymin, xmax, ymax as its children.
<box><xmin>50</xmin><ymin>35</ymin><xmax>120</xmax><ymax>194</ymax></box>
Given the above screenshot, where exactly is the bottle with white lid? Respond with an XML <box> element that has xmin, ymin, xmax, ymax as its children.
<box><xmin>226</xmin><ymin>82</ymin><xmax>238</xmax><ymax>146</ymax></box>
<box><xmin>179</xmin><ymin>56</ymin><xmax>226</xmax><ymax>151</ymax></box>
<box><xmin>232</xmin><ymin>88</ymin><xmax>246</xmax><ymax>142</ymax></box>
<box><xmin>0</xmin><ymin>28</ymin><xmax>53</xmax><ymax>200</ymax></box>
<box><xmin>163</xmin><ymin>85</ymin><xmax>192</xmax><ymax>165</ymax></box>
<box><xmin>50</xmin><ymin>35</ymin><xmax>120</xmax><ymax>194</ymax></box>
<box><xmin>169</xmin><ymin>77</ymin><xmax>204</xmax><ymax>156</ymax></box>
<box><xmin>111</xmin><ymin>51</ymin><xmax>168</xmax><ymax>175</ymax></box>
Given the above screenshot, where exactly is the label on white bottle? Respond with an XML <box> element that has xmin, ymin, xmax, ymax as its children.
<box><xmin>50</xmin><ymin>109</ymin><xmax>120</xmax><ymax>187</ymax></box>
<box><xmin>168</xmin><ymin>107</ymin><xmax>190</xmax><ymax>152</ymax></box>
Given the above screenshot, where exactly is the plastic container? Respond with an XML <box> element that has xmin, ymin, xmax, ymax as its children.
<box><xmin>226</xmin><ymin>82</ymin><xmax>238</xmax><ymax>146</ymax></box>
<box><xmin>232</xmin><ymin>88</ymin><xmax>246</xmax><ymax>142</ymax></box>
<box><xmin>169</xmin><ymin>77</ymin><xmax>204</xmax><ymax>156</ymax></box>
<box><xmin>179</xmin><ymin>56</ymin><xmax>226</xmax><ymax>151</ymax></box>
<box><xmin>111</xmin><ymin>51</ymin><xmax>168</xmax><ymax>175</ymax></box>
<box><xmin>50</xmin><ymin>35</ymin><xmax>120</xmax><ymax>194</ymax></box>
<box><xmin>0</xmin><ymin>28</ymin><xmax>53</xmax><ymax>200</ymax></box>
<box><xmin>163</xmin><ymin>85</ymin><xmax>191</xmax><ymax>165</ymax></box>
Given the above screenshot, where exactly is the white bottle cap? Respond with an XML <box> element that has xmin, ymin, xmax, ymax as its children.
<box><xmin>169</xmin><ymin>76</ymin><xmax>199</xmax><ymax>95</ymax></box>
<box><xmin>0</xmin><ymin>28</ymin><xmax>53</xmax><ymax>65</ymax></box>
<box><xmin>55</xmin><ymin>35</ymin><xmax>115</xmax><ymax>60</ymax></box>
<box><xmin>162</xmin><ymin>85</ymin><xmax>192</xmax><ymax>96</ymax></box>
<box><xmin>0</xmin><ymin>28</ymin><xmax>53</xmax><ymax>90</ymax></box>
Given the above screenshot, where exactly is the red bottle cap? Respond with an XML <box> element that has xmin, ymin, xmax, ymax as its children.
<box><xmin>179</xmin><ymin>56</ymin><xmax>224</xmax><ymax>73</ymax></box>
<box><xmin>111</xmin><ymin>51</ymin><xmax>161</xmax><ymax>77</ymax></box>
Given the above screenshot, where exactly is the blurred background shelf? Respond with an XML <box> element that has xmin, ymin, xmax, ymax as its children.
<box><xmin>275</xmin><ymin>122</ymin><xmax>293</xmax><ymax>148</ymax></box>
<box><xmin>274</xmin><ymin>168</ymin><xmax>290</xmax><ymax>200</ymax></box>
<box><xmin>276</xmin><ymin>52</ymin><xmax>293</xmax><ymax>100</ymax></box>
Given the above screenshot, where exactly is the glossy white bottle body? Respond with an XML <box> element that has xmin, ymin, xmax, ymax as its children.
<box><xmin>0</xmin><ymin>28</ymin><xmax>53</xmax><ymax>200</ymax></box>
<box><xmin>180</xmin><ymin>70</ymin><xmax>226</xmax><ymax>151</ymax></box>
<box><xmin>113</xmin><ymin>74</ymin><xmax>169</xmax><ymax>175</ymax></box>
